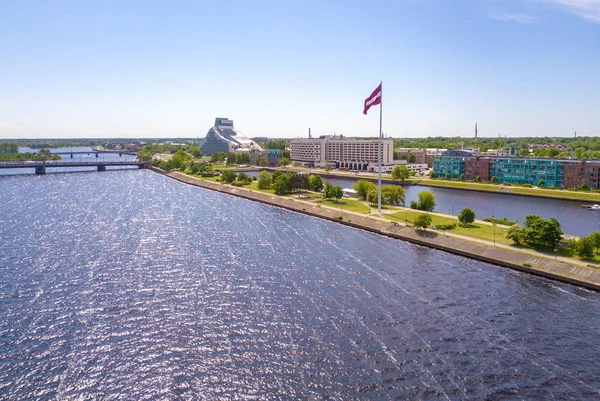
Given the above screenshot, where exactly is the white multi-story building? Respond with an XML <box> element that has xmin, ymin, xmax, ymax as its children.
<box><xmin>290</xmin><ymin>136</ymin><xmax>394</xmax><ymax>171</ymax></box>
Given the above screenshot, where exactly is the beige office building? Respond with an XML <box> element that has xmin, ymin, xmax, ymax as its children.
<box><xmin>290</xmin><ymin>136</ymin><xmax>394</xmax><ymax>171</ymax></box>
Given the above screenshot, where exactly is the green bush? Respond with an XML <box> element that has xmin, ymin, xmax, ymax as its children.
<box><xmin>523</xmin><ymin>263</ymin><xmax>532</xmax><ymax>267</ymax></box>
<box><xmin>435</xmin><ymin>223</ymin><xmax>457</xmax><ymax>230</ymax></box>
<box><xmin>483</xmin><ymin>217</ymin><xmax>517</xmax><ymax>226</ymax></box>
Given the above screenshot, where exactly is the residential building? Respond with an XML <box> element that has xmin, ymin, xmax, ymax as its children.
<box><xmin>489</xmin><ymin>158</ymin><xmax>568</xmax><ymax>187</ymax></box>
<box><xmin>432</xmin><ymin>150</ymin><xmax>477</xmax><ymax>179</ymax></box>
<box><xmin>432</xmin><ymin>151</ymin><xmax>592</xmax><ymax>188</ymax></box>
<box><xmin>564</xmin><ymin>161</ymin><xmax>600</xmax><ymax>189</ymax></box>
<box><xmin>464</xmin><ymin>157</ymin><xmax>491</xmax><ymax>181</ymax></box>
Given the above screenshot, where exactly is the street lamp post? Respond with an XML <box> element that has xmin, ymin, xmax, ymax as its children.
<box><xmin>492</xmin><ymin>209</ymin><xmax>496</xmax><ymax>246</ymax></box>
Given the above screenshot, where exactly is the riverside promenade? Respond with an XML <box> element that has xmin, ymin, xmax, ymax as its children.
<box><xmin>151</xmin><ymin>168</ymin><xmax>600</xmax><ymax>291</ymax></box>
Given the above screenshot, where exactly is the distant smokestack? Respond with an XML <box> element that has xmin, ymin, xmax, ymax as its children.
<box><xmin>575</xmin><ymin>131</ymin><xmax>577</xmax><ymax>138</ymax></box>
<box><xmin>475</xmin><ymin>123</ymin><xmax>478</xmax><ymax>140</ymax></box>
<box><xmin>309</xmin><ymin>128</ymin><xmax>311</xmax><ymax>139</ymax></box>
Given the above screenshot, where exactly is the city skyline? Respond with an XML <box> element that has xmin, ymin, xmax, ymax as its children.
<box><xmin>1</xmin><ymin>0</ymin><xmax>599</xmax><ymax>139</ymax></box>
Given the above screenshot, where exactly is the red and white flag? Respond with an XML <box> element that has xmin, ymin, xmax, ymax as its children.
<box><xmin>363</xmin><ymin>83</ymin><xmax>382</xmax><ymax>115</ymax></box>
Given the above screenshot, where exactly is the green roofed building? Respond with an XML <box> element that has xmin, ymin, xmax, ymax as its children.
<box><xmin>266</xmin><ymin>149</ymin><xmax>281</xmax><ymax>166</ymax></box>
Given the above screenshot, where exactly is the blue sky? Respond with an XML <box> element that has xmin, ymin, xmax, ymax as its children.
<box><xmin>0</xmin><ymin>0</ymin><xmax>598</xmax><ymax>139</ymax></box>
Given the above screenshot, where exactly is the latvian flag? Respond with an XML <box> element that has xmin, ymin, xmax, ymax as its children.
<box><xmin>363</xmin><ymin>83</ymin><xmax>382</xmax><ymax>115</ymax></box>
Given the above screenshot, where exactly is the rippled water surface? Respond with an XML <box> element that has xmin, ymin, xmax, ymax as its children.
<box><xmin>1</xmin><ymin>170</ymin><xmax>600</xmax><ymax>399</ymax></box>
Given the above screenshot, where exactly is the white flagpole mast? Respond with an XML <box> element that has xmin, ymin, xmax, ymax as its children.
<box><xmin>378</xmin><ymin>81</ymin><xmax>382</xmax><ymax>214</ymax></box>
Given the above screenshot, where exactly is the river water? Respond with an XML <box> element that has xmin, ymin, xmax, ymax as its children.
<box><xmin>1</xmin><ymin>170</ymin><xmax>600</xmax><ymax>399</ymax></box>
<box><xmin>324</xmin><ymin>176</ymin><xmax>600</xmax><ymax>237</ymax></box>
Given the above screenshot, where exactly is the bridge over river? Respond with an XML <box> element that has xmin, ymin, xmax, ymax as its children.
<box><xmin>49</xmin><ymin>150</ymin><xmax>138</xmax><ymax>157</ymax></box>
<box><xmin>0</xmin><ymin>161</ymin><xmax>149</xmax><ymax>174</ymax></box>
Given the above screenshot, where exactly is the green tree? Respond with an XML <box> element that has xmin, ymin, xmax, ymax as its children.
<box><xmin>137</xmin><ymin>148</ymin><xmax>153</xmax><ymax>162</ymax></box>
<box><xmin>310</xmin><ymin>175</ymin><xmax>324</xmax><ymax>192</ymax></box>
<box><xmin>257</xmin><ymin>171</ymin><xmax>272</xmax><ymax>189</ymax></box>
<box><xmin>272</xmin><ymin>170</ymin><xmax>282</xmax><ymax>182</ymax></box>
<box><xmin>491</xmin><ymin>176</ymin><xmax>499</xmax><ymax>184</ymax></box>
<box><xmin>414</xmin><ymin>214</ymin><xmax>432</xmax><ymax>230</ymax></box>
<box><xmin>538</xmin><ymin>179</ymin><xmax>546</xmax><ymax>187</ymax></box>
<box><xmin>590</xmin><ymin>231</ymin><xmax>600</xmax><ymax>253</ymax></box>
<box><xmin>548</xmin><ymin>148</ymin><xmax>560</xmax><ymax>158</ymax></box>
<box><xmin>0</xmin><ymin>142</ymin><xmax>18</xmax><ymax>154</ymax></box>
<box><xmin>258</xmin><ymin>157</ymin><xmax>267</xmax><ymax>167</ymax></box>
<box><xmin>190</xmin><ymin>162</ymin><xmax>201</xmax><ymax>174</ymax></box>
<box><xmin>445</xmin><ymin>173</ymin><xmax>451</xmax><ymax>179</ymax></box>
<box><xmin>226</xmin><ymin>152</ymin><xmax>237</xmax><ymax>165</ymax></box>
<box><xmin>415</xmin><ymin>191</ymin><xmax>436</xmax><ymax>211</ymax></box>
<box><xmin>331</xmin><ymin>185</ymin><xmax>343</xmax><ymax>201</ymax></box>
<box><xmin>575</xmin><ymin>236</ymin><xmax>595</xmax><ymax>260</ymax></box>
<box><xmin>381</xmin><ymin>186</ymin><xmax>405</xmax><ymax>206</ymax></box>
<box><xmin>581</xmin><ymin>182</ymin><xmax>589</xmax><ymax>190</ymax></box>
<box><xmin>237</xmin><ymin>172</ymin><xmax>251</xmax><ymax>183</ymax></box>
<box><xmin>272</xmin><ymin>173</ymin><xmax>292</xmax><ymax>195</ymax></box>
<box><xmin>323</xmin><ymin>182</ymin><xmax>343</xmax><ymax>200</ymax></box>
<box><xmin>475</xmin><ymin>175</ymin><xmax>482</xmax><ymax>182</ymax></box>
<box><xmin>506</xmin><ymin>224</ymin><xmax>524</xmax><ymax>245</ymax></box>
<box><xmin>523</xmin><ymin>215</ymin><xmax>562</xmax><ymax>248</ymax></box>
<box><xmin>265</xmin><ymin>139</ymin><xmax>289</xmax><ymax>150</ymax></box>
<box><xmin>407</xmin><ymin>153</ymin><xmax>416</xmax><ymax>163</ymax></box>
<box><xmin>366</xmin><ymin>188</ymin><xmax>378</xmax><ymax>205</ymax></box>
<box><xmin>221</xmin><ymin>170</ymin><xmax>237</xmax><ymax>183</ymax></box>
<box><xmin>324</xmin><ymin>163</ymin><xmax>333</xmax><ymax>172</ymax></box>
<box><xmin>190</xmin><ymin>146</ymin><xmax>202</xmax><ymax>158</ymax></box>
<box><xmin>353</xmin><ymin>179</ymin><xmax>376</xmax><ymax>200</ymax></box>
<box><xmin>460</xmin><ymin>173</ymin><xmax>466</xmax><ymax>181</ymax></box>
<box><xmin>279</xmin><ymin>157</ymin><xmax>290</xmax><ymax>166</ymax></box>
<box><xmin>458</xmin><ymin>208</ymin><xmax>475</xmax><ymax>226</ymax></box>
<box><xmin>290</xmin><ymin>173</ymin><xmax>310</xmax><ymax>190</ymax></box>
<box><xmin>391</xmin><ymin>165</ymin><xmax>411</xmax><ymax>180</ymax></box>
<box><xmin>167</xmin><ymin>149</ymin><xmax>189</xmax><ymax>170</ymax></box>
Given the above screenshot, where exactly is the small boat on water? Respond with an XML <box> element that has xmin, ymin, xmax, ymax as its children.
<box><xmin>585</xmin><ymin>204</ymin><xmax>600</xmax><ymax>211</ymax></box>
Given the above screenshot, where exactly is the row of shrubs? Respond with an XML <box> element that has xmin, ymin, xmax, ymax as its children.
<box><xmin>483</xmin><ymin>217</ymin><xmax>517</xmax><ymax>226</ymax></box>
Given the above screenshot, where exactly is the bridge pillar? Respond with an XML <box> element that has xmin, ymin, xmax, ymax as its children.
<box><xmin>35</xmin><ymin>165</ymin><xmax>46</xmax><ymax>175</ymax></box>
<box><xmin>97</xmin><ymin>165</ymin><xmax>106</xmax><ymax>172</ymax></box>
<box><xmin>70</xmin><ymin>153</ymin><xmax>74</xmax><ymax>158</ymax></box>
<box><xmin>96</xmin><ymin>153</ymin><xmax>99</xmax><ymax>158</ymax></box>
<box><xmin>119</xmin><ymin>152</ymin><xmax>122</xmax><ymax>157</ymax></box>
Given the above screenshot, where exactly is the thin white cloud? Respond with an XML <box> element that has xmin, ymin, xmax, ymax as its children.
<box><xmin>490</xmin><ymin>12</ymin><xmax>540</xmax><ymax>23</ymax></box>
<box><xmin>544</xmin><ymin>0</ymin><xmax>600</xmax><ymax>22</ymax></box>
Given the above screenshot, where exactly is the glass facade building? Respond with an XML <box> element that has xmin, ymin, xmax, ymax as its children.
<box><xmin>432</xmin><ymin>150</ymin><xmax>476</xmax><ymax>179</ymax></box>
<box><xmin>432</xmin><ymin>152</ymin><xmax>597</xmax><ymax>188</ymax></box>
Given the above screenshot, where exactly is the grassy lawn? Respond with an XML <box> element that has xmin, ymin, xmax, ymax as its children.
<box><xmin>310</xmin><ymin>198</ymin><xmax>371</xmax><ymax>213</ymax></box>
<box><xmin>508</xmin><ymin>187</ymin><xmax>600</xmax><ymax>201</ymax></box>
<box><xmin>417</xmin><ymin>179</ymin><xmax>503</xmax><ymax>192</ymax></box>
<box><xmin>419</xmin><ymin>179</ymin><xmax>600</xmax><ymax>202</ymax></box>
<box><xmin>388</xmin><ymin>209</ymin><xmax>512</xmax><ymax>244</ymax></box>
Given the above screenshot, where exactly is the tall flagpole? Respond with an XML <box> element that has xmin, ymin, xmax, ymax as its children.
<box><xmin>378</xmin><ymin>81</ymin><xmax>382</xmax><ymax>214</ymax></box>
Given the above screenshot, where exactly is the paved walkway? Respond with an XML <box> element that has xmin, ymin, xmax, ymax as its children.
<box><xmin>156</xmin><ymin>169</ymin><xmax>600</xmax><ymax>291</ymax></box>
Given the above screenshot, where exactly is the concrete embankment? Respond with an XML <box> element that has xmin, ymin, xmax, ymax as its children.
<box><xmin>149</xmin><ymin>167</ymin><xmax>600</xmax><ymax>291</ymax></box>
